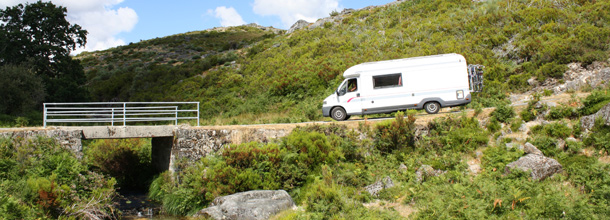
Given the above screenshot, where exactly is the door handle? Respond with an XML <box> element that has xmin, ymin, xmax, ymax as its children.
<box><xmin>371</xmin><ymin>100</ymin><xmax>374</xmax><ymax>104</ymax></box>
<box><xmin>357</xmin><ymin>93</ymin><xmax>360</xmax><ymax>97</ymax></box>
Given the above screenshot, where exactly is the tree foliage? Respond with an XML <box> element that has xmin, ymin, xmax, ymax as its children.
<box><xmin>0</xmin><ymin>64</ymin><xmax>45</xmax><ymax>115</ymax></box>
<box><xmin>0</xmin><ymin>1</ymin><xmax>89</xmax><ymax>109</ymax></box>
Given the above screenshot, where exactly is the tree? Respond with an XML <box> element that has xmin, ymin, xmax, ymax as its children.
<box><xmin>0</xmin><ymin>1</ymin><xmax>89</xmax><ymax>105</ymax></box>
<box><xmin>0</xmin><ymin>64</ymin><xmax>46</xmax><ymax>115</ymax></box>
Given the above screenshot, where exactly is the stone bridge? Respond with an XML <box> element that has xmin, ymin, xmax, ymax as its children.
<box><xmin>0</xmin><ymin>125</ymin><xmax>292</xmax><ymax>173</ymax></box>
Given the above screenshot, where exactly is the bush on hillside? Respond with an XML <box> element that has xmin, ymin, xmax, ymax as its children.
<box><xmin>492</xmin><ymin>105</ymin><xmax>515</xmax><ymax>123</ymax></box>
<box><xmin>374</xmin><ymin>111</ymin><xmax>416</xmax><ymax>154</ymax></box>
<box><xmin>0</xmin><ymin>137</ymin><xmax>117</xmax><ymax>219</ymax></box>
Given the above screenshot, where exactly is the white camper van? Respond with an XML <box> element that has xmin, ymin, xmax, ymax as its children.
<box><xmin>322</xmin><ymin>53</ymin><xmax>483</xmax><ymax>121</ymax></box>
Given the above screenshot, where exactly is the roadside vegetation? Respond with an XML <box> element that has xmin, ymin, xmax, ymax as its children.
<box><xmin>149</xmin><ymin>87</ymin><xmax>610</xmax><ymax>218</ymax></box>
<box><xmin>2</xmin><ymin>0</ymin><xmax>610</xmax><ymax>219</ymax></box>
<box><xmin>1</xmin><ymin>86</ymin><xmax>609</xmax><ymax>219</ymax></box>
<box><xmin>0</xmin><ymin>137</ymin><xmax>118</xmax><ymax>219</ymax></box>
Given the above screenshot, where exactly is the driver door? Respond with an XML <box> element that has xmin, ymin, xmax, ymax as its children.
<box><xmin>336</xmin><ymin>78</ymin><xmax>362</xmax><ymax>114</ymax></box>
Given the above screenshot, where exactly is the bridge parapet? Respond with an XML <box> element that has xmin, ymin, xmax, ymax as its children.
<box><xmin>44</xmin><ymin>102</ymin><xmax>199</xmax><ymax>128</ymax></box>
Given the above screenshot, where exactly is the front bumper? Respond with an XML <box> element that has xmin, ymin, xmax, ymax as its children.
<box><xmin>322</xmin><ymin>106</ymin><xmax>332</xmax><ymax>117</ymax></box>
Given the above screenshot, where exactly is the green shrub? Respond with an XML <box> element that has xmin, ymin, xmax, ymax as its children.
<box><xmin>510</xmin><ymin>118</ymin><xmax>523</xmax><ymax>132</ymax></box>
<box><xmin>520</xmin><ymin>93</ymin><xmax>544</xmax><ymax>122</ymax></box>
<box><xmin>482</xmin><ymin>146</ymin><xmax>523</xmax><ymax>171</ymax></box>
<box><xmin>303</xmin><ymin>178</ymin><xmax>345</xmax><ymax>215</ymax></box>
<box><xmin>528</xmin><ymin>135</ymin><xmax>560</xmax><ymax>157</ymax></box>
<box><xmin>0</xmin><ymin>137</ymin><xmax>117</xmax><ymax>219</ymax></box>
<box><xmin>583</xmin><ymin>119</ymin><xmax>610</xmax><ymax>153</ymax></box>
<box><xmin>487</xmin><ymin>117</ymin><xmax>501</xmax><ymax>133</ymax></box>
<box><xmin>529</xmin><ymin>122</ymin><xmax>573</xmax><ymax>139</ymax></box>
<box><xmin>374</xmin><ymin>111</ymin><xmax>416</xmax><ymax>154</ymax></box>
<box><xmin>579</xmin><ymin>89</ymin><xmax>610</xmax><ymax>116</ymax></box>
<box><xmin>491</xmin><ymin>105</ymin><xmax>515</xmax><ymax>123</ymax></box>
<box><xmin>535</xmin><ymin>62</ymin><xmax>567</xmax><ymax>80</ymax></box>
<box><xmin>546</xmin><ymin>105</ymin><xmax>578</xmax><ymax>120</ymax></box>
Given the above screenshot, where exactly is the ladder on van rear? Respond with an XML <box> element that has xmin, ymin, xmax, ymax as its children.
<box><xmin>468</xmin><ymin>64</ymin><xmax>484</xmax><ymax>92</ymax></box>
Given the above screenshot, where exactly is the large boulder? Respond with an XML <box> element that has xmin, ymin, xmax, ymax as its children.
<box><xmin>364</xmin><ymin>176</ymin><xmax>394</xmax><ymax>196</ymax></box>
<box><xmin>286</xmin><ymin>20</ymin><xmax>311</xmax><ymax>34</ymax></box>
<box><xmin>581</xmin><ymin>103</ymin><xmax>610</xmax><ymax>132</ymax></box>
<box><xmin>194</xmin><ymin>190</ymin><xmax>296</xmax><ymax>220</ymax></box>
<box><xmin>505</xmin><ymin>154</ymin><xmax>562</xmax><ymax>180</ymax></box>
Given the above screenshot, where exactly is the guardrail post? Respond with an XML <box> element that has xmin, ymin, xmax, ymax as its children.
<box><xmin>197</xmin><ymin>102</ymin><xmax>200</xmax><ymax>126</ymax></box>
<box><xmin>174</xmin><ymin>106</ymin><xmax>178</xmax><ymax>125</ymax></box>
<box><xmin>123</xmin><ymin>103</ymin><xmax>126</xmax><ymax>126</ymax></box>
<box><xmin>111</xmin><ymin>108</ymin><xmax>115</xmax><ymax>126</ymax></box>
<box><xmin>43</xmin><ymin>103</ymin><xmax>47</xmax><ymax>128</ymax></box>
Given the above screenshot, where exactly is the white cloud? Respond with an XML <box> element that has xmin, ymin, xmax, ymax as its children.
<box><xmin>252</xmin><ymin>0</ymin><xmax>340</xmax><ymax>28</ymax></box>
<box><xmin>212</xmin><ymin>6</ymin><xmax>246</xmax><ymax>27</ymax></box>
<box><xmin>0</xmin><ymin>0</ymin><xmax>138</xmax><ymax>54</ymax></box>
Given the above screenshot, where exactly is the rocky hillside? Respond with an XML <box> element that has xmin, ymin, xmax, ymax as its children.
<box><xmin>147</xmin><ymin>88</ymin><xmax>610</xmax><ymax>218</ymax></box>
<box><xmin>77</xmin><ymin>0</ymin><xmax>610</xmax><ymax>125</ymax></box>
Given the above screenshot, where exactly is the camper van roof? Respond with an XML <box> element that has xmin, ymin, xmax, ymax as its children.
<box><xmin>343</xmin><ymin>53</ymin><xmax>465</xmax><ymax>78</ymax></box>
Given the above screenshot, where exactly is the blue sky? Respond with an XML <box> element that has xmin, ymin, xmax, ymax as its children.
<box><xmin>1</xmin><ymin>0</ymin><xmax>396</xmax><ymax>53</ymax></box>
<box><xmin>114</xmin><ymin>0</ymin><xmax>397</xmax><ymax>45</ymax></box>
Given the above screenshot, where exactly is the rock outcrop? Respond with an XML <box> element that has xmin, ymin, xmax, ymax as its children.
<box><xmin>286</xmin><ymin>0</ymin><xmax>409</xmax><ymax>34</ymax></box>
<box><xmin>286</xmin><ymin>20</ymin><xmax>311</xmax><ymax>34</ymax></box>
<box><xmin>581</xmin><ymin>103</ymin><xmax>610</xmax><ymax>132</ymax></box>
<box><xmin>364</xmin><ymin>176</ymin><xmax>394</xmax><ymax>196</ymax></box>
<box><xmin>505</xmin><ymin>143</ymin><xmax>562</xmax><ymax>180</ymax></box>
<box><xmin>559</xmin><ymin>62</ymin><xmax>610</xmax><ymax>92</ymax></box>
<box><xmin>194</xmin><ymin>190</ymin><xmax>296</xmax><ymax>220</ymax></box>
<box><xmin>523</xmin><ymin>142</ymin><xmax>543</xmax><ymax>155</ymax></box>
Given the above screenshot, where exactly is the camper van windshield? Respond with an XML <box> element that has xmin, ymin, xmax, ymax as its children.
<box><xmin>373</xmin><ymin>73</ymin><xmax>402</xmax><ymax>89</ymax></box>
<box><xmin>337</xmin><ymin>78</ymin><xmax>357</xmax><ymax>96</ymax></box>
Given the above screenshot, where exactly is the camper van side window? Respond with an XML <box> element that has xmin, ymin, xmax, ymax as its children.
<box><xmin>373</xmin><ymin>73</ymin><xmax>402</xmax><ymax>89</ymax></box>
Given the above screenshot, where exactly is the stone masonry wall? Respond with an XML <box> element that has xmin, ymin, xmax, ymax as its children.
<box><xmin>0</xmin><ymin>129</ymin><xmax>84</xmax><ymax>156</ymax></box>
<box><xmin>170</xmin><ymin>128</ymin><xmax>291</xmax><ymax>171</ymax></box>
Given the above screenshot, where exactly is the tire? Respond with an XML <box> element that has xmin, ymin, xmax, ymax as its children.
<box><xmin>424</xmin><ymin>102</ymin><xmax>440</xmax><ymax>114</ymax></box>
<box><xmin>331</xmin><ymin>107</ymin><xmax>348</xmax><ymax>121</ymax></box>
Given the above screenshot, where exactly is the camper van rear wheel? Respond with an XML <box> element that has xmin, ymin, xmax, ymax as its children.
<box><xmin>424</xmin><ymin>102</ymin><xmax>440</xmax><ymax>114</ymax></box>
<box><xmin>331</xmin><ymin>107</ymin><xmax>347</xmax><ymax>121</ymax></box>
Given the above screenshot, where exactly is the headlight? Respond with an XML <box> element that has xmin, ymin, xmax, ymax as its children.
<box><xmin>456</xmin><ymin>90</ymin><xmax>464</xmax><ymax>99</ymax></box>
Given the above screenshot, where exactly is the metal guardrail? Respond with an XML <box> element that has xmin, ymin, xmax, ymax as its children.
<box><xmin>43</xmin><ymin>102</ymin><xmax>199</xmax><ymax>127</ymax></box>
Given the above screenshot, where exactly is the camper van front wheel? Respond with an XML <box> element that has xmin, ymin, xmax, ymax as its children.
<box><xmin>331</xmin><ymin>107</ymin><xmax>348</xmax><ymax>121</ymax></box>
<box><xmin>424</xmin><ymin>102</ymin><xmax>440</xmax><ymax>114</ymax></box>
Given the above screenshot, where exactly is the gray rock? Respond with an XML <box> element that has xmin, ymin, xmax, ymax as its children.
<box><xmin>557</xmin><ymin>139</ymin><xmax>566</xmax><ymax>150</ymax></box>
<box><xmin>195</xmin><ymin>190</ymin><xmax>296</xmax><ymax>220</ymax></box>
<box><xmin>399</xmin><ymin>163</ymin><xmax>408</xmax><ymax>172</ymax></box>
<box><xmin>415</xmin><ymin>165</ymin><xmax>446</xmax><ymax>183</ymax></box>
<box><xmin>523</xmin><ymin>142</ymin><xmax>543</xmax><ymax>156</ymax></box>
<box><xmin>566</xmin><ymin>137</ymin><xmax>578</xmax><ymax>143</ymax></box>
<box><xmin>341</xmin><ymin>8</ymin><xmax>355</xmax><ymax>14</ymax></box>
<box><xmin>518</xmin><ymin>122</ymin><xmax>528</xmax><ymax>132</ymax></box>
<box><xmin>505</xmin><ymin>154</ymin><xmax>562</xmax><ymax>180</ymax></box>
<box><xmin>286</xmin><ymin>20</ymin><xmax>311</xmax><ymax>34</ymax></box>
<box><xmin>527</xmin><ymin>78</ymin><xmax>539</xmax><ymax>87</ymax></box>
<box><xmin>581</xmin><ymin>103</ymin><xmax>610</xmax><ymax>132</ymax></box>
<box><xmin>364</xmin><ymin>176</ymin><xmax>394</xmax><ymax>196</ymax></box>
